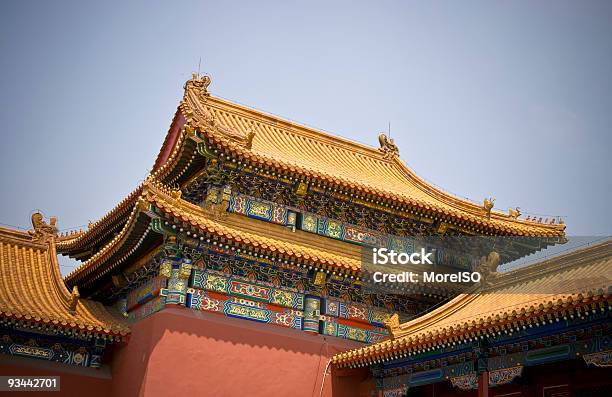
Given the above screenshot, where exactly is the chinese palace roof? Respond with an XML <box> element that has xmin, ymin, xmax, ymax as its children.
<box><xmin>0</xmin><ymin>218</ymin><xmax>130</xmax><ymax>340</ymax></box>
<box><xmin>176</xmin><ymin>75</ymin><xmax>565</xmax><ymax>237</ymax></box>
<box><xmin>58</xmin><ymin>74</ymin><xmax>564</xmax><ymax>264</ymax></box>
<box><xmin>332</xmin><ymin>239</ymin><xmax>612</xmax><ymax>368</ymax></box>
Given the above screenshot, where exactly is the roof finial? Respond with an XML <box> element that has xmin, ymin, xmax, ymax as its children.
<box><xmin>483</xmin><ymin>197</ymin><xmax>495</xmax><ymax>218</ymax></box>
<box><xmin>28</xmin><ymin>212</ymin><xmax>58</xmax><ymax>243</ymax></box>
<box><xmin>378</xmin><ymin>132</ymin><xmax>399</xmax><ymax>160</ymax></box>
<box><xmin>184</xmin><ymin>70</ymin><xmax>211</xmax><ymax>96</ymax></box>
<box><xmin>508</xmin><ymin>207</ymin><xmax>521</xmax><ymax>219</ymax></box>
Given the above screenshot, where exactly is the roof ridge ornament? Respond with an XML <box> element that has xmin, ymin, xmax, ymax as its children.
<box><xmin>508</xmin><ymin>207</ymin><xmax>521</xmax><ymax>219</ymax></box>
<box><xmin>28</xmin><ymin>212</ymin><xmax>58</xmax><ymax>243</ymax></box>
<box><xmin>476</xmin><ymin>251</ymin><xmax>500</xmax><ymax>288</ymax></box>
<box><xmin>483</xmin><ymin>197</ymin><xmax>495</xmax><ymax>218</ymax></box>
<box><xmin>384</xmin><ymin>313</ymin><xmax>400</xmax><ymax>339</ymax></box>
<box><xmin>184</xmin><ymin>72</ymin><xmax>211</xmax><ymax>96</ymax></box>
<box><xmin>378</xmin><ymin>133</ymin><xmax>399</xmax><ymax>160</ymax></box>
<box><xmin>182</xmin><ymin>73</ymin><xmax>256</xmax><ymax>150</ymax></box>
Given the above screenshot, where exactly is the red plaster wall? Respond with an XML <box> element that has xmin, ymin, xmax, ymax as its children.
<box><xmin>111</xmin><ymin>307</ymin><xmax>366</xmax><ymax>397</ymax></box>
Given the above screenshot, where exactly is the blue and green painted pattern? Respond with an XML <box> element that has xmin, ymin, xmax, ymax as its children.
<box><xmin>190</xmin><ymin>269</ymin><xmax>304</xmax><ymax>310</ymax></box>
<box><xmin>322</xmin><ymin>298</ymin><xmax>391</xmax><ymax>327</ymax></box>
<box><xmin>188</xmin><ymin>289</ymin><xmax>303</xmax><ymax>329</ymax></box>
<box><xmin>227</xmin><ymin>194</ymin><xmax>419</xmax><ymax>253</ymax></box>
<box><xmin>321</xmin><ymin>320</ymin><xmax>388</xmax><ymax>343</ymax></box>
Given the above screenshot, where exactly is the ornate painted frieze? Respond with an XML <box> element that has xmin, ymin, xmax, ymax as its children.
<box><xmin>121</xmin><ymin>226</ymin><xmax>421</xmax><ymax>340</ymax></box>
<box><xmin>449</xmin><ymin>366</ymin><xmax>523</xmax><ymax>390</ymax></box>
<box><xmin>190</xmin><ymin>269</ymin><xmax>304</xmax><ymax>309</ymax></box>
<box><xmin>488</xmin><ymin>366</ymin><xmax>523</xmax><ymax>387</ymax></box>
<box><xmin>188</xmin><ymin>289</ymin><xmax>303</xmax><ymax>329</ymax></box>
<box><xmin>233</xmin><ymin>194</ymin><xmax>416</xmax><ymax>250</ymax></box>
<box><xmin>0</xmin><ymin>332</ymin><xmax>104</xmax><ymax>368</ymax></box>
<box><xmin>322</xmin><ymin>298</ymin><xmax>391</xmax><ymax>327</ymax></box>
<box><xmin>583</xmin><ymin>350</ymin><xmax>612</xmax><ymax>367</ymax></box>
<box><xmin>450</xmin><ymin>373</ymin><xmax>477</xmax><ymax>390</ymax></box>
<box><xmin>383</xmin><ymin>387</ymin><xmax>408</xmax><ymax>397</ymax></box>
<box><xmin>378</xmin><ymin>360</ymin><xmax>473</xmax><ymax>393</ymax></box>
<box><xmin>182</xmin><ymin>162</ymin><xmax>440</xmax><ymax>239</ymax></box>
<box><xmin>321</xmin><ymin>320</ymin><xmax>387</xmax><ymax>343</ymax></box>
<box><xmin>225</xmin><ymin>193</ymin><xmax>478</xmax><ymax>272</ymax></box>
<box><xmin>228</xmin><ymin>193</ymin><xmax>297</xmax><ymax>227</ymax></box>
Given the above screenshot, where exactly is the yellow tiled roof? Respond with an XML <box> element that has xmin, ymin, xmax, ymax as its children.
<box><xmin>0</xmin><ymin>224</ymin><xmax>130</xmax><ymax>339</ymax></box>
<box><xmin>178</xmin><ymin>75</ymin><xmax>565</xmax><ymax>237</ymax></box>
<box><xmin>59</xmin><ymin>76</ymin><xmax>565</xmax><ymax>258</ymax></box>
<box><xmin>332</xmin><ymin>239</ymin><xmax>612</xmax><ymax>367</ymax></box>
<box><xmin>57</xmin><ymin>111</ymin><xmax>195</xmax><ymax>255</ymax></box>
<box><xmin>65</xmin><ymin>179</ymin><xmax>362</xmax><ymax>286</ymax></box>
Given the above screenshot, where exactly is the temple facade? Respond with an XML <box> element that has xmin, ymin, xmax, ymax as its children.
<box><xmin>1</xmin><ymin>74</ymin><xmax>604</xmax><ymax>397</ymax></box>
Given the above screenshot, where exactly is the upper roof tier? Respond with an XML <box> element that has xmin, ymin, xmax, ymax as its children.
<box><xmin>58</xmin><ymin>74</ymin><xmax>565</xmax><ymax>260</ymax></box>
<box><xmin>175</xmin><ymin>74</ymin><xmax>565</xmax><ymax>236</ymax></box>
<box><xmin>332</xmin><ymin>239</ymin><xmax>612</xmax><ymax>368</ymax></box>
<box><xmin>0</xmin><ymin>217</ymin><xmax>130</xmax><ymax>339</ymax></box>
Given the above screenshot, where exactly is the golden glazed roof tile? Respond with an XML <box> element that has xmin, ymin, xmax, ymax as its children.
<box><xmin>178</xmin><ymin>75</ymin><xmax>564</xmax><ymax>237</ymax></box>
<box><xmin>0</xmin><ymin>221</ymin><xmax>130</xmax><ymax>339</ymax></box>
<box><xmin>332</xmin><ymin>240</ymin><xmax>612</xmax><ymax>367</ymax></box>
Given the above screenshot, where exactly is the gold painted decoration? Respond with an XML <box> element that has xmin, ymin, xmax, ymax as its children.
<box><xmin>313</xmin><ymin>271</ymin><xmax>327</xmax><ymax>286</ymax></box>
<box><xmin>159</xmin><ymin>260</ymin><xmax>173</xmax><ymax>278</ymax></box>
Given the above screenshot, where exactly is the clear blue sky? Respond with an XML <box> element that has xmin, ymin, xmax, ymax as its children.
<box><xmin>1</xmin><ymin>1</ymin><xmax>610</xmax><ymax>274</ymax></box>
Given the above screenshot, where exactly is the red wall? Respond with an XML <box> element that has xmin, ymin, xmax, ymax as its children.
<box><xmin>111</xmin><ymin>307</ymin><xmax>368</xmax><ymax>397</ymax></box>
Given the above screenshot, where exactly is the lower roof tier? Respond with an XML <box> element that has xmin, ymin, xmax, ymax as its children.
<box><xmin>332</xmin><ymin>239</ymin><xmax>612</xmax><ymax>368</ymax></box>
<box><xmin>0</xmin><ymin>220</ymin><xmax>130</xmax><ymax>340</ymax></box>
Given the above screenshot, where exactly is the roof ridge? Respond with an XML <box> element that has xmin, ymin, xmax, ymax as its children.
<box><xmin>206</xmin><ymin>95</ymin><xmax>389</xmax><ymax>159</ymax></box>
